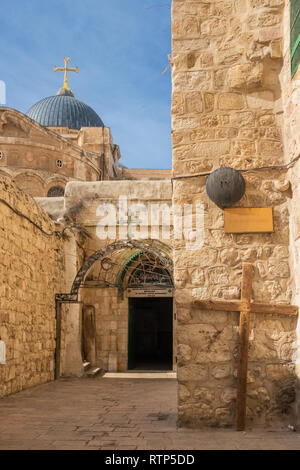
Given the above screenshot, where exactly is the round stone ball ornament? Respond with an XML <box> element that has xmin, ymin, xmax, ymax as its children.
<box><xmin>206</xmin><ymin>167</ymin><xmax>245</xmax><ymax>208</ymax></box>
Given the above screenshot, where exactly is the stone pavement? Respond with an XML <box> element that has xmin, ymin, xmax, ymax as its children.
<box><xmin>0</xmin><ymin>376</ymin><xmax>300</xmax><ymax>450</ymax></box>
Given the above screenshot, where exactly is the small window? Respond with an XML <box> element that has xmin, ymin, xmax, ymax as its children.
<box><xmin>47</xmin><ymin>186</ymin><xmax>65</xmax><ymax>197</ymax></box>
<box><xmin>56</xmin><ymin>159</ymin><xmax>63</xmax><ymax>168</ymax></box>
<box><xmin>291</xmin><ymin>0</ymin><xmax>300</xmax><ymax>77</ymax></box>
<box><xmin>0</xmin><ymin>151</ymin><xmax>3</xmax><ymax>160</ymax></box>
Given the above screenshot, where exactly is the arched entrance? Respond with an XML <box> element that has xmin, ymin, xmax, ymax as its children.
<box><xmin>128</xmin><ymin>297</ymin><xmax>173</xmax><ymax>370</ymax></box>
<box><xmin>70</xmin><ymin>239</ymin><xmax>173</xmax><ymax>296</ymax></box>
<box><xmin>122</xmin><ymin>251</ymin><xmax>174</xmax><ymax>370</ymax></box>
<box><xmin>64</xmin><ymin>240</ymin><xmax>174</xmax><ymax>374</ymax></box>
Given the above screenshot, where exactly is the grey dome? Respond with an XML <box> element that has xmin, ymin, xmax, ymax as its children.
<box><xmin>26</xmin><ymin>94</ymin><xmax>104</xmax><ymax>130</ymax></box>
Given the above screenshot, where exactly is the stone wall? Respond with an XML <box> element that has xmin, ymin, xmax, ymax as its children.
<box><xmin>172</xmin><ymin>0</ymin><xmax>298</xmax><ymax>427</ymax></box>
<box><xmin>0</xmin><ymin>176</ymin><xmax>65</xmax><ymax>397</ymax></box>
<box><xmin>281</xmin><ymin>0</ymin><xmax>300</xmax><ymax>425</ymax></box>
<box><xmin>80</xmin><ymin>287</ymin><xmax>128</xmax><ymax>372</ymax></box>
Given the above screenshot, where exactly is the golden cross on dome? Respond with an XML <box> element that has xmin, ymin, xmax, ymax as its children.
<box><xmin>54</xmin><ymin>57</ymin><xmax>79</xmax><ymax>92</ymax></box>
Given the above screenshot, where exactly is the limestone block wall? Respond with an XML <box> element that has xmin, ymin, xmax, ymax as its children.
<box><xmin>281</xmin><ymin>0</ymin><xmax>300</xmax><ymax>425</ymax></box>
<box><xmin>81</xmin><ymin>288</ymin><xmax>128</xmax><ymax>372</ymax></box>
<box><xmin>0</xmin><ymin>176</ymin><xmax>65</xmax><ymax>397</ymax></box>
<box><xmin>172</xmin><ymin>0</ymin><xmax>297</xmax><ymax>427</ymax></box>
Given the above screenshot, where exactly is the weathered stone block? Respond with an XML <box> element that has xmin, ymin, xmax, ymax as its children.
<box><xmin>204</xmin><ymin>93</ymin><xmax>215</xmax><ymax>113</ymax></box>
<box><xmin>214</xmin><ymin>69</ymin><xmax>228</xmax><ymax>88</ymax></box>
<box><xmin>178</xmin><ymin>384</ymin><xmax>191</xmax><ymax>401</ymax></box>
<box><xmin>268</xmin><ymin>259</ymin><xmax>290</xmax><ymax>278</ymax></box>
<box><xmin>208</xmin><ymin>267</ymin><xmax>229</xmax><ymax>285</ymax></box>
<box><xmin>173</xmin><ymin>158</ymin><xmax>213</xmax><ymax>175</ymax></box>
<box><xmin>248</xmin><ymin>13</ymin><xmax>281</xmax><ymax>30</ymax></box>
<box><xmin>178</xmin><ymin>364</ymin><xmax>208</xmax><ymax>382</ymax></box>
<box><xmin>266</xmin><ymin>364</ymin><xmax>295</xmax><ymax>381</ymax></box>
<box><xmin>258</xmin><ymin>26</ymin><xmax>282</xmax><ymax>43</ymax></box>
<box><xmin>258</xmin><ymin>139</ymin><xmax>283</xmax><ymax>156</ymax></box>
<box><xmin>218</xmin><ymin>93</ymin><xmax>245</xmax><ymax>110</ymax></box>
<box><xmin>221</xmin><ymin>388</ymin><xmax>236</xmax><ymax>404</ymax></box>
<box><xmin>194</xmin><ymin>387</ymin><xmax>215</xmax><ymax>402</ymax></box>
<box><xmin>264</xmin><ymin>280</ymin><xmax>282</xmax><ymax>299</ymax></box>
<box><xmin>232</xmin><ymin>140</ymin><xmax>256</xmax><ymax>156</ymax></box>
<box><xmin>250</xmin><ymin>0</ymin><xmax>284</xmax><ymax>6</ymax></box>
<box><xmin>189</xmin><ymin>267</ymin><xmax>205</xmax><ymax>285</ymax></box>
<box><xmin>194</xmin><ymin>140</ymin><xmax>230</xmax><ymax>157</ymax></box>
<box><xmin>172</xmin><ymin>71</ymin><xmax>212</xmax><ymax>91</ymax></box>
<box><xmin>215</xmin><ymin>407</ymin><xmax>232</xmax><ymax>425</ymax></box>
<box><xmin>172</xmin><ymin>92</ymin><xmax>184</xmax><ymax>115</ymax></box>
<box><xmin>184</xmin><ymin>92</ymin><xmax>203</xmax><ymax>113</ymax></box>
<box><xmin>247</xmin><ymin>91</ymin><xmax>274</xmax><ymax>109</ymax></box>
<box><xmin>201</xmin><ymin>18</ymin><xmax>227</xmax><ymax>36</ymax></box>
<box><xmin>213</xmin><ymin>285</ymin><xmax>240</xmax><ymax>299</ymax></box>
<box><xmin>211</xmin><ymin>364</ymin><xmax>232</xmax><ymax>379</ymax></box>
<box><xmin>228</xmin><ymin>63</ymin><xmax>263</xmax><ymax>90</ymax></box>
<box><xmin>230</xmin><ymin>111</ymin><xmax>255</xmax><ymax>127</ymax></box>
<box><xmin>178</xmin><ymin>344</ymin><xmax>192</xmax><ymax>364</ymax></box>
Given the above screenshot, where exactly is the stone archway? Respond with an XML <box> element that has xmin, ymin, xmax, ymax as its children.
<box><xmin>70</xmin><ymin>239</ymin><xmax>173</xmax><ymax>297</ymax></box>
<box><xmin>77</xmin><ymin>240</ymin><xmax>174</xmax><ymax>372</ymax></box>
<box><xmin>57</xmin><ymin>239</ymin><xmax>174</xmax><ymax>376</ymax></box>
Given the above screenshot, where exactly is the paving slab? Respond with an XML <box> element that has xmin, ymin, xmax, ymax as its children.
<box><xmin>0</xmin><ymin>376</ymin><xmax>299</xmax><ymax>450</ymax></box>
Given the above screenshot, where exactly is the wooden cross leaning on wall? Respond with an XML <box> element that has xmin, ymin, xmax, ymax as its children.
<box><xmin>193</xmin><ymin>263</ymin><xmax>299</xmax><ymax>431</ymax></box>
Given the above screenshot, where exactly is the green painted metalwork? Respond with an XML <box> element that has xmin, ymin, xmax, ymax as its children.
<box><xmin>291</xmin><ymin>0</ymin><xmax>300</xmax><ymax>77</ymax></box>
<box><xmin>119</xmin><ymin>251</ymin><xmax>144</xmax><ymax>284</ymax></box>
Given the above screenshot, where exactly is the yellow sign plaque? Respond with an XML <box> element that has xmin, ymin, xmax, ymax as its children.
<box><xmin>224</xmin><ymin>208</ymin><xmax>274</xmax><ymax>233</ymax></box>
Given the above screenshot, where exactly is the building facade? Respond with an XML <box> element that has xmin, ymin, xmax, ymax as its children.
<box><xmin>1</xmin><ymin>2</ymin><xmax>300</xmax><ymax>430</ymax></box>
<box><xmin>172</xmin><ymin>0</ymin><xmax>300</xmax><ymax>427</ymax></box>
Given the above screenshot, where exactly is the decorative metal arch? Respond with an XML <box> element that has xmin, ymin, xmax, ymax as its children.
<box><xmin>70</xmin><ymin>240</ymin><xmax>173</xmax><ymax>297</ymax></box>
<box><xmin>119</xmin><ymin>251</ymin><xmax>173</xmax><ymax>288</ymax></box>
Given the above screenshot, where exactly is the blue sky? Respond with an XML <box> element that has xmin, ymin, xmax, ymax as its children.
<box><xmin>0</xmin><ymin>0</ymin><xmax>172</xmax><ymax>169</ymax></box>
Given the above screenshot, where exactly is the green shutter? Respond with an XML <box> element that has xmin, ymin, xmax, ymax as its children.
<box><xmin>291</xmin><ymin>0</ymin><xmax>300</xmax><ymax>77</ymax></box>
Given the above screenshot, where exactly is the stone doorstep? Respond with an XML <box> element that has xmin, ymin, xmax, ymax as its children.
<box><xmin>103</xmin><ymin>372</ymin><xmax>177</xmax><ymax>379</ymax></box>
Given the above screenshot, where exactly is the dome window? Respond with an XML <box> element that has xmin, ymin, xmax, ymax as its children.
<box><xmin>47</xmin><ymin>186</ymin><xmax>65</xmax><ymax>197</ymax></box>
<box><xmin>56</xmin><ymin>159</ymin><xmax>63</xmax><ymax>168</ymax></box>
<box><xmin>0</xmin><ymin>151</ymin><xmax>3</xmax><ymax>160</ymax></box>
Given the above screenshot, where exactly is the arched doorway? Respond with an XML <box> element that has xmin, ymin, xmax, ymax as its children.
<box><xmin>122</xmin><ymin>251</ymin><xmax>174</xmax><ymax>370</ymax></box>
<box><xmin>68</xmin><ymin>240</ymin><xmax>174</xmax><ymax>373</ymax></box>
<box><xmin>128</xmin><ymin>297</ymin><xmax>173</xmax><ymax>370</ymax></box>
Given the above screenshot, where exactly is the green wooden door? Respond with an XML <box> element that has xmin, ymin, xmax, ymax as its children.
<box><xmin>128</xmin><ymin>299</ymin><xmax>136</xmax><ymax>369</ymax></box>
<box><xmin>291</xmin><ymin>0</ymin><xmax>300</xmax><ymax>76</ymax></box>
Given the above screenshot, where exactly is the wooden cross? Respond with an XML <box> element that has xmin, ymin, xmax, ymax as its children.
<box><xmin>193</xmin><ymin>263</ymin><xmax>298</xmax><ymax>431</ymax></box>
<box><xmin>54</xmin><ymin>57</ymin><xmax>79</xmax><ymax>92</ymax></box>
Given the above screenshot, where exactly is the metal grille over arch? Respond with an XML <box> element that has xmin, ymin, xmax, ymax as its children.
<box><xmin>70</xmin><ymin>240</ymin><xmax>173</xmax><ymax>297</ymax></box>
<box><xmin>121</xmin><ymin>251</ymin><xmax>173</xmax><ymax>288</ymax></box>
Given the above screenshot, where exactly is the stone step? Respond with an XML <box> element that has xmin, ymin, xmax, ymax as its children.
<box><xmin>83</xmin><ymin>361</ymin><xmax>90</xmax><ymax>371</ymax></box>
<box><xmin>103</xmin><ymin>371</ymin><xmax>177</xmax><ymax>379</ymax></box>
<box><xmin>86</xmin><ymin>367</ymin><xmax>102</xmax><ymax>378</ymax></box>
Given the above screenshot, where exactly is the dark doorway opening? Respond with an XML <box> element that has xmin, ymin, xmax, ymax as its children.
<box><xmin>128</xmin><ymin>297</ymin><xmax>173</xmax><ymax>371</ymax></box>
